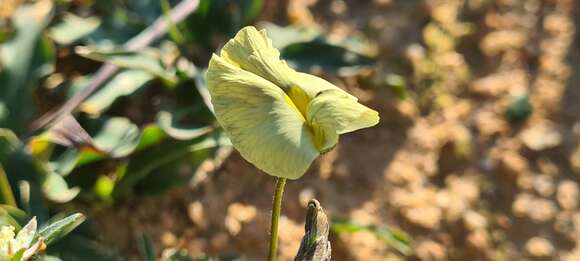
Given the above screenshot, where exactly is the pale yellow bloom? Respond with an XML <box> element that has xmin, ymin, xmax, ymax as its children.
<box><xmin>206</xmin><ymin>26</ymin><xmax>379</xmax><ymax>179</ymax></box>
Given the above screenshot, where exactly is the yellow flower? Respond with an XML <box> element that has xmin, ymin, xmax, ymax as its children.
<box><xmin>206</xmin><ymin>26</ymin><xmax>379</xmax><ymax>179</ymax></box>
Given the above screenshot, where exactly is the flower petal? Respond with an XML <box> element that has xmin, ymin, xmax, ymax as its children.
<box><xmin>307</xmin><ymin>89</ymin><xmax>379</xmax><ymax>152</ymax></box>
<box><xmin>220</xmin><ymin>26</ymin><xmax>294</xmax><ymax>90</ymax></box>
<box><xmin>207</xmin><ymin>54</ymin><xmax>319</xmax><ymax>179</ymax></box>
<box><xmin>14</xmin><ymin>217</ymin><xmax>36</xmax><ymax>249</ymax></box>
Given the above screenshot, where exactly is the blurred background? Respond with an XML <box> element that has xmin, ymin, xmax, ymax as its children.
<box><xmin>0</xmin><ymin>0</ymin><xmax>579</xmax><ymax>260</ymax></box>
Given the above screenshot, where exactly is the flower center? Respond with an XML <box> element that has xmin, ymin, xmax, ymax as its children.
<box><xmin>284</xmin><ymin>86</ymin><xmax>310</xmax><ymax>120</ymax></box>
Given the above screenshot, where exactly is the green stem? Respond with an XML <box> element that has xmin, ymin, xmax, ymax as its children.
<box><xmin>268</xmin><ymin>177</ymin><xmax>287</xmax><ymax>261</ymax></box>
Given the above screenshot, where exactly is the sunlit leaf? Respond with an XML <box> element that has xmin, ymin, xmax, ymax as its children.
<box><xmin>38</xmin><ymin>213</ymin><xmax>85</xmax><ymax>245</ymax></box>
<box><xmin>136</xmin><ymin>124</ymin><xmax>167</xmax><ymax>150</ymax></box>
<box><xmin>76</xmin><ymin>46</ymin><xmax>178</xmax><ymax>86</ymax></box>
<box><xmin>80</xmin><ymin>70</ymin><xmax>154</xmax><ymax>116</ymax></box>
<box><xmin>42</xmin><ymin>173</ymin><xmax>80</xmax><ymax>203</ymax></box>
<box><xmin>49</xmin><ymin>13</ymin><xmax>102</xmax><ymax>45</ymax></box>
<box><xmin>157</xmin><ymin>111</ymin><xmax>213</xmax><ymax>140</ymax></box>
<box><xmin>77</xmin><ymin>117</ymin><xmax>141</xmax><ymax>165</ymax></box>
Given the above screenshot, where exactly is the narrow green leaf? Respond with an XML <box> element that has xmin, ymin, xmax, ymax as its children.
<box><xmin>38</xmin><ymin>213</ymin><xmax>86</xmax><ymax>245</ymax></box>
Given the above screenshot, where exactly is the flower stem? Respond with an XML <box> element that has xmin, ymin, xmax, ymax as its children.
<box><xmin>268</xmin><ymin>177</ymin><xmax>287</xmax><ymax>261</ymax></box>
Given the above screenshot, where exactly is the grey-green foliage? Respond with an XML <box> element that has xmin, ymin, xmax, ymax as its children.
<box><xmin>0</xmin><ymin>3</ymin><xmax>54</xmax><ymax>135</ymax></box>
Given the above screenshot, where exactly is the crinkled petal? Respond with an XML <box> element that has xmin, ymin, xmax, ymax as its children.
<box><xmin>220</xmin><ymin>26</ymin><xmax>295</xmax><ymax>90</ymax></box>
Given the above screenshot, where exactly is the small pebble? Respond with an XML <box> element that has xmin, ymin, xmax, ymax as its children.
<box><xmin>525</xmin><ymin>237</ymin><xmax>554</xmax><ymax>258</ymax></box>
<box><xmin>557</xmin><ymin>181</ymin><xmax>579</xmax><ymax>210</ymax></box>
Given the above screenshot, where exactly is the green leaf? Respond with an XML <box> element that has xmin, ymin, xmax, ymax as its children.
<box><xmin>32</xmin><ymin>255</ymin><xmax>63</xmax><ymax>261</ymax></box>
<box><xmin>136</xmin><ymin>124</ymin><xmax>167</xmax><ymax>150</ymax></box>
<box><xmin>80</xmin><ymin>70</ymin><xmax>154</xmax><ymax>116</ymax></box>
<box><xmin>77</xmin><ymin>117</ymin><xmax>141</xmax><ymax>165</ymax></box>
<box><xmin>281</xmin><ymin>41</ymin><xmax>374</xmax><ymax>74</ymax></box>
<box><xmin>92</xmin><ymin>117</ymin><xmax>141</xmax><ymax>158</ymax></box>
<box><xmin>241</xmin><ymin>0</ymin><xmax>264</xmax><ymax>24</ymax></box>
<box><xmin>48</xmin><ymin>149</ymin><xmax>81</xmax><ymax>177</ymax></box>
<box><xmin>11</xmin><ymin>249</ymin><xmax>24</xmax><ymax>261</ymax></box>
<box><xmin>0</xmin><ymin>130</ymin><xmax>48</xmax><ymax>222</ymax></box>
<box><xmin>46</xmin><ymin>233</ymin><xmax>118</xmax><ymax>261</ymax></box>
<box><xmin>0</xmin><ymin>204</ymin><xmax>28</xmax><ymax>229</ymax></box>
<box><xmin>331</xmin><ymin>219</ymin><xmax>411</xmax><ymax>255</ymax></box>
<box><xmin>157</xmin><ymin>111</ymin><xmax>214</xmax><ymax>140</ymax></box>
<box><xmin>42</xmin><ymin>172</ymin><xmax>80</xmax><ymax>203</ymax></box>
<box><xmin>0</xmin><ymin>128</ymin><xmax>21</xmax><ymax>161</ymax></box>
<box><xmin>76</xmin><ymin>46</ymin><xmax>178</xmax><ymax>86</ymax></box>
<box><xmin>0</xmin><ymin>3</ymin><xmax>54</xmax><ymax>135</ymax></box>
<box><xmin>49</xmin><ymin>13</ymin><xmax>101</xmax><ymax>45</ymax></box>
<box><xmin>114</xmin><ymin>131</ymin><xmax>228</xmax><ymax>198</ymax></box>
<box><xmin>259</xmin><ymin>22</ymin><xmax>320</xmax><ymax>50</ymax></box>
<box><xmin>38</xmin><ymin>213</ymin><xmax>86</xmax><ymax>245</ymax></box>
